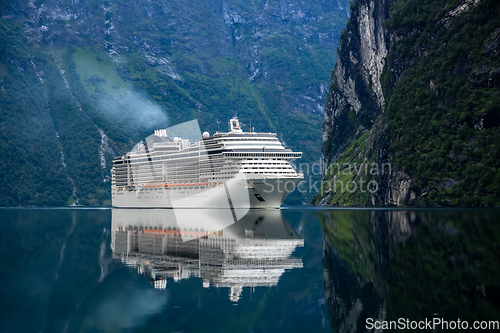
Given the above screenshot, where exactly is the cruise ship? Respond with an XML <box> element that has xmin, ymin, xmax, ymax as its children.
<box><xmin>111</xmin><ymin>118</ymin><xmax>303</xmax><ymax>208</ymax></box>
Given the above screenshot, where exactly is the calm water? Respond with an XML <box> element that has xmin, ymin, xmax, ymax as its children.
<box><xmin>0</xmin><ymin>208</ymin><xmax>499</xmax><ymax>332</ymax></box>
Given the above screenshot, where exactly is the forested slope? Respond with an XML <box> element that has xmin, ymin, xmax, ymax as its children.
<box><xmin>317</xmin><ymin>0</ymin><xmax>500</xmax><ymax>206</ymax></box>
<box><xmin>0</xmin><ymin>0</ymin><xmax>350</xmax><ymax>205</ymax></box>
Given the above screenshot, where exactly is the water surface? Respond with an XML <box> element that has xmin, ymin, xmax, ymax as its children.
<box><xmin>0</xmin><ymin>208</ymin><xmax>499</xmax><ymax>332</ymax></box>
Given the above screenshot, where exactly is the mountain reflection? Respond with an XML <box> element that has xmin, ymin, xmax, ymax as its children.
<box><xmin>319</xmin><ymin>210</ymin><xmax>500</xmax><ymax>332</ymax></box>
<box><xmin>111</xmin><ymin>209</ymin><xmax>303</xmax><ymax>302</ymax></box>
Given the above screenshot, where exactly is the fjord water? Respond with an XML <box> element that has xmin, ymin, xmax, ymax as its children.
<box><xmin>0</xmin><ymin>208</ymin><xmax>499</xmax><ymax>332</ymax></box>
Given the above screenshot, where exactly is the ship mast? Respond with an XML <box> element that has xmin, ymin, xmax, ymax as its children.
<box><xmin>229</xmin><ymin>117</ymin><xmax>243</xmax><ymax>133</ymax></box>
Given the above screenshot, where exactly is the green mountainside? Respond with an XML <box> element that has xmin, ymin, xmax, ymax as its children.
<box><xmin>316</xmin><ymin>0</ymin><xmax>500</xmax><ymax>206</ymax></box>
<box><xmin>0</xmin><ymin>0</ymin><xmax>350</xmax><ymax>206</ymax></box>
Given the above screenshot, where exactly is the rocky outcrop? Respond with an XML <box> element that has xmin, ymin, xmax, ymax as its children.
<box><xmin>384</xmin><ymin>171</ymin><xmax>412</xmax><ymax>207</ymax></box>
<box><xmin>322</xmin><ymin>0</ymin><xmax>392</xmax><ymax>163</ymax></box>
<box><xmin>319</xmin><ymin>0</ymin><xmax>500</xmax><ymax>206</ymax></box>
<box><xmin>320</xmin><ymin>0</ymin><xmax>398</xmax><ymax>206</ymax></box>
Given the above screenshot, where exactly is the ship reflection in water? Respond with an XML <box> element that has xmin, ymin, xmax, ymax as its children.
<box><xmin>111</xmin><ymin>209</ymin><xmax>304</xmax><ymax>302</ymax></box>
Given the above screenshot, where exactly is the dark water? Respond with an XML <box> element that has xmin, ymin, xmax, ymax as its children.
<box><xmin>0</xmin><ymin>208</ymin><xmax>499</xmax><ymax>332</ymax></box>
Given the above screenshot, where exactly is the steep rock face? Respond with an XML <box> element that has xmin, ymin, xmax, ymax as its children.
<box><xmin>318</xmin><ymin>0</ymin><xmax>500</xmax><ymax>206</ymax></box>
<box><xmin>322</xmin><ymin>0</ymin><xmax>392</xmax><ymax>163</ymax></box>
<box><xmin>384</xmin><ymin>170</ymin><xmax>412</xmax><ymax>207</ymax></box>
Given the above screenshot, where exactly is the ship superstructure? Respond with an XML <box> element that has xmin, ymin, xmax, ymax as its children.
<box><xmin>111</xmin><ymin>118</ymin><xmax>303</xmax><ymax>208</ymax></box>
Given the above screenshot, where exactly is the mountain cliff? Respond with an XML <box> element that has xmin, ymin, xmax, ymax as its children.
<box><xmin>0</xmin><ymin>0</ymin><xmax>350</xmax><ymax>206</ymax></box>
<box><xmin>316</xmin><ymin>0</ymin><xmax>500</xmax><ymax>206</ymax></box>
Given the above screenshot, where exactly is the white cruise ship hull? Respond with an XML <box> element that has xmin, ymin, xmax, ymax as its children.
<box><xmin>112</xmin><ymin>177</ymin><xmax>303</xmax><ymax>209</ymax></box>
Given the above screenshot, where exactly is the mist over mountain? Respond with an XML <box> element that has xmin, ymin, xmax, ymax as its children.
<box><xmin>0</xmin><ymin>0</ymin><xmax>350</xmax><ymax>205</ymax></box>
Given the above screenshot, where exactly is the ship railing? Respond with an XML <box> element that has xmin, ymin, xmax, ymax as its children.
<box><xmin>223</xmin><ymin>152</ymin><xmax>302</xmax><ymax>158</ymax></box>
<box><xmin>117</xmin><ymin>182</ymin><xmax>212</xmax><ymax>190</ymax></box>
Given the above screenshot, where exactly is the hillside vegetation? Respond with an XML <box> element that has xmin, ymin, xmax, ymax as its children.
<box><xmin>0</xmin><ymin>0</ymin><xmax>350</xmax><ymax>206</ymax></box>
<box><xmin>316</xmin><ymin>0</ymin><xmax>500</xmax><ymax>206</ymax></box>
<box><xmin>383</xmin><ymin>0</ymin><xmax>500</xmax><ymax>205</ymax></box>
